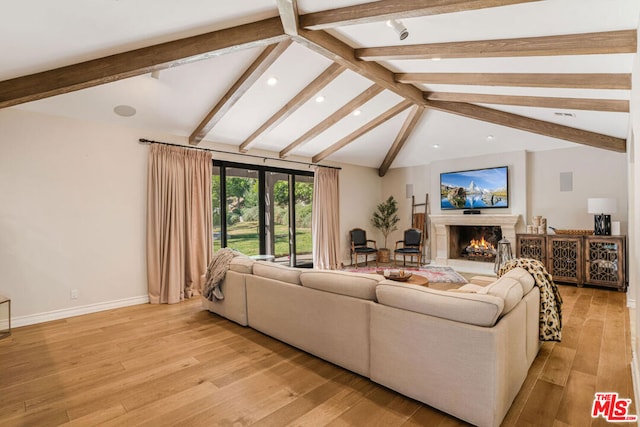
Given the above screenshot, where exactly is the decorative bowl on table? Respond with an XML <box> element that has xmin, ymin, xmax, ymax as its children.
<box><xmin>549</xmin><ymin>227</ymin><xmax>593</xmax><ymax>235</ymax></box>
<box><xmin>376</xmin><ymin>269</ymin><xmax>412</xmax><ymax>282</ymax></box>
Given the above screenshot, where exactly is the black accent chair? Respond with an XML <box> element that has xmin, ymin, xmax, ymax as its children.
<box><xmin>394</xmin><ymin>228</ymin><xmax>423</xmax><ymax>267</ymax></box>
<box><xmin>350</xmin><ymin>228</ymin><xmax>378</xmax><ymax>268</ymax></box>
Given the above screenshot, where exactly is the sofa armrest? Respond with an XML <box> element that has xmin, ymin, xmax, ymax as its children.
<box><xmin>229</xmin><ymin>256</ymin><xmax>255</xmax><ymax>274</ymax></box>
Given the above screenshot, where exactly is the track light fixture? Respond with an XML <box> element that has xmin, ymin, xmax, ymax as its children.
<box><xmin>386</xmin><ymin>19</ymin><xmax>408</xmax><ymax>40</ymax></box>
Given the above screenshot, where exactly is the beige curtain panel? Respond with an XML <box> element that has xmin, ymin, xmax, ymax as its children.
<box><xmin>312</xmin><ymin>167</ymin><xmax>341</xmax><ymax>270</ymax></box>
<box><xmin>147</xmin><ymin>144</ymin><xmax>212</xmax><ymax>304</ymax></box>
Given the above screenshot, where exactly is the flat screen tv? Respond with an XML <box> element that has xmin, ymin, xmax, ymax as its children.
<box><xmin>440</xmin><ymin>166</ymin><xmax>509</xmax><ymax>210</ymax></box>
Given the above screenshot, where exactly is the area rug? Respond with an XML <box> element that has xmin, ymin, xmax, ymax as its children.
<box><xmin>342</xmin><ymin>265</ymin><xmax>468</xmax><ymax>284</ymax></box>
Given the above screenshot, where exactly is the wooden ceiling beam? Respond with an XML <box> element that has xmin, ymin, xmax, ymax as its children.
<box><xmin>312</xmin><ymin>100</ymin><xmax>413</xmax><ymax>163</ymax></box>
<box><xmin>378</xmin><ymin>105</ymin><xmax>425</xmax><ymax>177</ymax></box>
<box><xmin>239</xmin><ymin>62</ymin><xmax>346</xmax><ymax>153</ymax></box>
<box><xmin>423</xmin><ymin>99</ymin><xmax>626</xmax><ymax>152</ymax></box>
<box><xmin>0</xmin><ymin>17</ymin><xmax>288</xmax><ymax>109</ymax></box>
<box><xmin>425</xmin><ymin>92</ymin><xmax>629</xmax><ymax>112</ymax></box>
<box><xmin>277</xmin><ymin>0</ymin><xmax>299</xmax><ymax>36</ymax></box>
<box><xmin>279</xmin><ymin>84</ymin><xmax>384</xmax><ymax>158</ymax></box>
<box><xmin>295</xmin><ymin>29</ymin><xmax>425</xmax><ymax>105</ymax></box>
<box><xmin>189</xmin><ymin>40</ymin><xmax>292</xmax><ymax>146</ymax></box>
<box><xmin>397</xmin><ymin>72</ymin><xmax>631</xmax><ymax>89</ymax></box>
<box><xmin>299</xmin><ymin>0</ymin><xmax>540</xmax><ymax>30</ymax></box>
<box><xmin>357</xmin><ymin>30</ymin><xmax>637</xmax><ymax>60</ymax></box>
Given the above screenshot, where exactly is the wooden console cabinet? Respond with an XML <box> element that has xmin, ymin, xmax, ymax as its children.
<box><xmin>516</xmin><ymin>234</ymin><xmax>626</xmax><ymax>291</ymax></box>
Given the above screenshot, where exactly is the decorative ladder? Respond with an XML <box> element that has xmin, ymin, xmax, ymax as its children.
<box><xmin>411</xmin><ymin>194</ymin><xmax>430</xmax><ymax>264</ymax></box>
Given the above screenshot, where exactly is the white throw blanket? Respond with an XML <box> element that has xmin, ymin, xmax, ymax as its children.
<box><xmin>202</xmin><ymin>248</ymin><xmax>241</xmax><ymax>301</ymax></box>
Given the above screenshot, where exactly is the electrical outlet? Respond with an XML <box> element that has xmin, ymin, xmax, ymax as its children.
<box><xmin>71</xmin><ymin>289</ymin><xmax>78</xmax><ymax>300</ymax></box>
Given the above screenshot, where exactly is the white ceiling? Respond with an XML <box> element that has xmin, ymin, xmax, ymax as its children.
<box><xmin>3</xmin><ymin>0</ymin><xmax>639</xmax><ymax>169</ymax></box>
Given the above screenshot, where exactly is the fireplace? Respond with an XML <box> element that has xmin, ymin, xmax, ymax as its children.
<box><xmin>449</xmin><ymin>226</ymin><xmax>502</xmax><ymax>263</ymax></box>
<box><xmin>430</xmin><ymin>214</ymin><xmax>521</xmax><ymax>274</ymax></box>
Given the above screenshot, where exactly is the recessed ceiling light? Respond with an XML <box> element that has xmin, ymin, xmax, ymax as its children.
<box><xmin>486</xmin><ymin>135</ymin><xmax>494</xmax><ymax>141</ymax></box>
<box><xmin>113</xmin><ymin>105</ymin><xmax>136</xmax><ymax>117</ymax></box>
<box><xmin>433</xmin><ymin>144</ymin><xmax>440</xmax><ymax>149</ymax></box>
<box><xmin>431</xmin><ymin>57</ymin><xmax>442</xmax><ymax>61</ymax></box>
<box><xmin>315</xmin><ymin>95</ymin><xmax>325</xmax><ymax>103</ymax></box>
<box><xmin>267</xmin><ymin>76</ymin><xmax>278</xmax><ymax>86</ymax></box>
<box><xmin>353</xmin><ymin>109</ymin><xmax>361</xmax><ymax>116</ymax></box>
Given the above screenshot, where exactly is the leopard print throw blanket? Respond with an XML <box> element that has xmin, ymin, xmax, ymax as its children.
<box><xmin>203</xmin><ymin>248</ymin><xmax>242</xmax><ymax>301</ymax></box>
<box><xmin>499</xmin><ymin>258</ymin><xmax>563</xmax><ymax>342</ymax></box>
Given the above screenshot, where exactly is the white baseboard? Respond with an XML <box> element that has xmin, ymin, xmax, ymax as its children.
<box><xmin>633</xmin><ymin>352</ymin><xmax>640</xmax><ymax>410</ymax></box>
<box><xmin>11</xmin><ymin>295</ymin><xmax>149</xmax><ymax>328</ymax></box>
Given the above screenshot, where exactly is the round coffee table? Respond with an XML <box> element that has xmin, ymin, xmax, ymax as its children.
<box><xmin>402</xmin><ymin>274</ymin><xmax>429</xmax><ymax>287</ymax></box>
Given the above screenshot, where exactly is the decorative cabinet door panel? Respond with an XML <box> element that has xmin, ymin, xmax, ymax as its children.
<box><xmin>547</xmin><ymin>236</ymin><xmax>583</xmax><ymax>285</ymax></box>
<box><xmin>584</xmin><ymin>236</ymin><xmax>626</xmax><ymax>291</ymax></box>
<box><xmin>516</xmin><ymin>234</ymin><xmax>546</xmax><ymax>265</ymax></box>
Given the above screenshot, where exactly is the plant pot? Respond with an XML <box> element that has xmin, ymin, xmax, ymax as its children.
<box><xmin>378</xmin><ymin>248</ymin><xmax>390</xmax><ymax>263</ymax></box>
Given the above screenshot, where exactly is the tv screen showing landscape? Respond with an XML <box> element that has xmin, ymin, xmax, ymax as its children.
<box><xmin>440</xmin><ymin>166</ymin><xmax>509</xmax><ymax>210</ymax></box>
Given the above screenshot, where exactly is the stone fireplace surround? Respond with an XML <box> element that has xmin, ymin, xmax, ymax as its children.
<box><xmin>430</xmin><ymin>214</ymin><xmax>521</xmax><ymax>275</ymax></box>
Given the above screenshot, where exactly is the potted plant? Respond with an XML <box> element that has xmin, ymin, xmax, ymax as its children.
<box><xmin>371</xmin><ymin>196</ymin><xmax>400</xmax><ymax>263</ymax></box>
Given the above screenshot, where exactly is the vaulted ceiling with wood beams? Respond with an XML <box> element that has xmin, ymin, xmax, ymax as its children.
<box><xmin>1</xmin><ymin>1</ymin><xmax>638</xmax><ymax>175</ymax></box>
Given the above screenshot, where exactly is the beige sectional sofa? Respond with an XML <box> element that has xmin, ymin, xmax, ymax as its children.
<box><xmin>201</xmin><ymin>257</ymin><xmax>540</xmax><ymax>427</ymax></box>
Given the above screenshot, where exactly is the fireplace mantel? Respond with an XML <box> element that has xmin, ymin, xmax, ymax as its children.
<box><xmin>430</xmin><ymin>214</ymin><xmax>522</xmax><ymax>274</ymax></box>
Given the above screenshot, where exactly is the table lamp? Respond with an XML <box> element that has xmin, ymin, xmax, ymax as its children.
<box><xmin>587</xmin><ymin>198</ymin><xmax>616</xmax><ymax>235</ymax></box>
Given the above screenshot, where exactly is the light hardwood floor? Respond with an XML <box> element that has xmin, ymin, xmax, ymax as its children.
<box><xmin>0</xmin><ymin>284</ymin><xmax>635</xmax><ymax>426</ymax></box>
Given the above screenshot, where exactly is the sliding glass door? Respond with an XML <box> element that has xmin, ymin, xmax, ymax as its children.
<box><xmin>212</xmin><ymin>161</ymin><xmax>313</xmax><ymax>266</ymax></box>
<box><xmin>294</xmin><ymin>175</ymin><xmax>313</xmax><ymax>267</ymax></box>
<box><xmin>225</xmin><ymin>166</ymin><xmax>261</xmax><ymax>256</ymax></box>
<box><xmin>212</xmin><ymin>166</ymin><xmax>222</xmax><ymax>252</ymax></box>
<box><xmin>266</xmin><ymin>171</ymin><xmax>290</xmax><ymax>262</ymax></box>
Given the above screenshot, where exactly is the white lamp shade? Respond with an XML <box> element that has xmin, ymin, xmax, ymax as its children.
<box><xmin>587</xmin><ymin>198</ymin><xmax>617</xmax><ymax>214</ymax></box>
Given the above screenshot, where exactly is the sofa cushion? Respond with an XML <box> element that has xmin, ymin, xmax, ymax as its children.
<box><xmin>300</xmin><ymin>270</ymin><xmax>383</xmax><ymax>301</ymax></box>
<box><xmin>252</xmin><ymin>261</ymin><xmax>302</xmax><ymax>285</ymax></box>
<box><xmin>469</xmin><ymin>275</ymin><xmax>496</xmax><ymax>286</ymax></box>
<box><xmin>229</xmin><ymin>256</ymin><xmax>255</xmax><ymax>274</ymax></box>
<box><xmin>502</xmin><ymin>267</ymin><xmax>535</xmax><ymax>294</ymax></box>
<box><xmin>455</xmin><ymin>283</ymin><xmax>485</xmax><ymax>293</ymax></box>
<box><xmin>376</xmin><ymin>281</ymin><xmax>504</xmax><ymax>327</ymax></box>
<box><xmin>477</xmin><ymin>276</ymin><xmax>523</xmax><ymax>314</ymax></box>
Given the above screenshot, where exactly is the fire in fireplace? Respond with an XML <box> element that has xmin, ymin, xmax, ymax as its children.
<box><xmin>465</xmin><ymin>237</ymin><xmax>496</xmax><ymax>259</ymax></box>
<box><xmin>449</xmin><ymin>225</ymin><xmax>502</xmax><ymax>263</ymax></box>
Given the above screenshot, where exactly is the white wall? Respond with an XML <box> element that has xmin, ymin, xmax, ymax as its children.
<box><xmin>629</xmin><ymin>21</ymin><xmax>640</xmax><ymax>409</ymax></box>
<box><xmin>0</xmin><ymin>108</ymin><xmax>379</xmax><ymax>323</ymax></box>
<box><xmin>0</xmin><ymin>109</ymin><xmax>149</xmax><ymax>323</ymax></box>
<box><xmin>339</xmin><ymin>165</ymin><xmax>382</xmax><ymax>265</ymax></box>
<box><xmin>381</xmin><ymin>165</ymin><xmax>431</xmax><ymax>250</ymax></box>
<box><xmin>528</xmin><ymin>146</ymin><xmax>628</xmax><ymax>233</ymax></box>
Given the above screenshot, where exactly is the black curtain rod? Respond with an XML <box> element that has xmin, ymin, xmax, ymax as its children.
<box><xmin>138</xmin><ymin>138</ymin><xmax>341</xmax><ymax>170</ymax></box>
